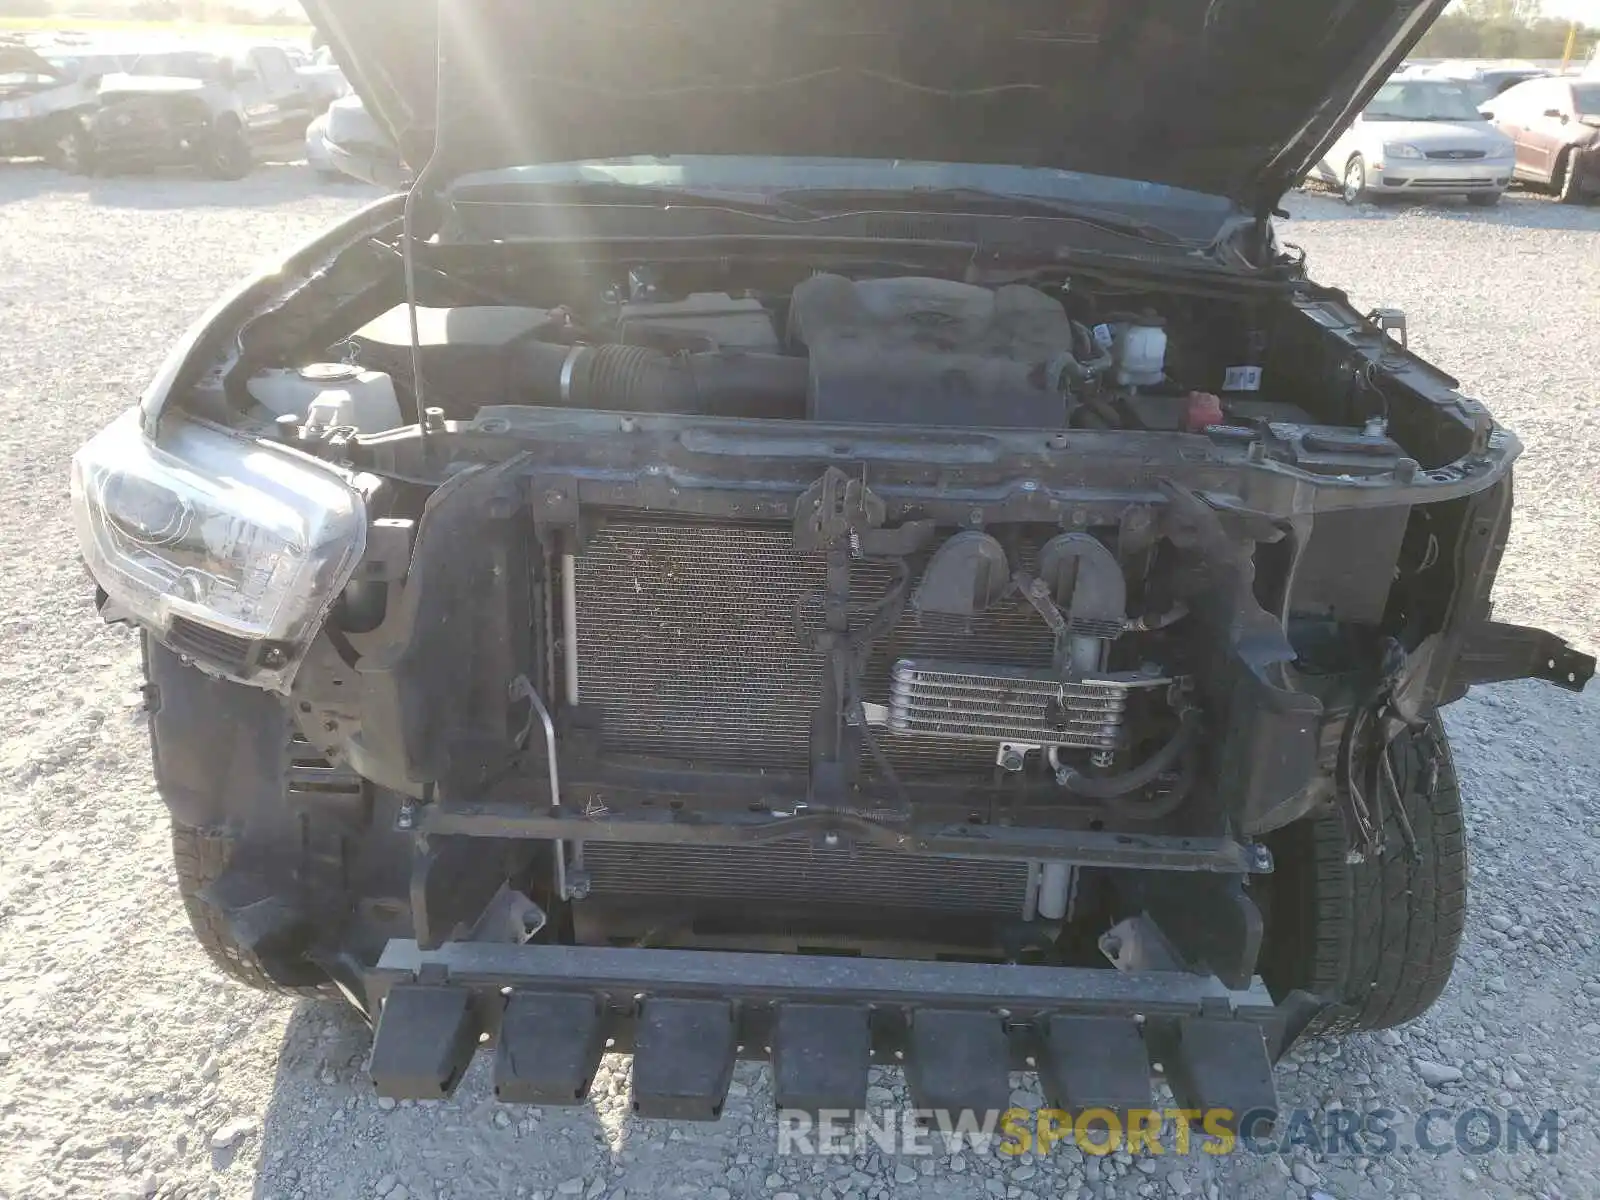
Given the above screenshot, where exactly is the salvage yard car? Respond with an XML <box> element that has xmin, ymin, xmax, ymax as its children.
<box><xmin>53</xmin><ymin>45</ymin><xmax>318</xmax><ymax>178</ymax></box>
<box><xmin>1484</xmin><ymin>77</ymin><xmax>1600</xmax><ymax>204</ymax></box>
<box><xmin>0</xmin><ymin>38</ymin><xmax>123</xmax><ymax>166</ymax></box>
<box><xmin>305</xmin><ymin>91</ymin><xmax>406</xmax><ymax>187</ymax></box>
<box><xmin>70</xmin><ymin>0</ymin><xmax>1593</xmax><ymax>1122</ymax></box>
<box><xmin>1308</xmin><ymin>76</ymin><xmax>1516</xmax><ymax>205</ymax></box>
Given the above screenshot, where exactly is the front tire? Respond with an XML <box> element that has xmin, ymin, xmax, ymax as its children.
<box><xmin>144</xmin><ymin>635</ymin><xmax>351</xmax><ymax>996</ymax></box>
<box><xmin>43</xmin><ymin>116</ymin><xmax>93</xmax><ymax>174</ymax></box>
<box><xmin>172</xmin><ymin>822</ymin><xmax>335</xmax><ymax>997</ymax></box>
<box><xmin>1554</xmin><ymin>150</ymin><xmax>1588</xmax><ymax>205</ymax></box>
<box><xmin>1342</xmin><ymin>155</ymin><xmax>1371</xmax><ymax>206</ymax></box>
<box><xmin>1259</xmin><ymin>717</ymin><xmax>1466</xmax><ymax>1032</ymax></box>
<box><xmin>200</xmin><ymin>120</ymin><xmax>253</xmax><ymax>180</ymax></box>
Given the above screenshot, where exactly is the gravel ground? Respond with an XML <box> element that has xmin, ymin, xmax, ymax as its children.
<box><xmin>0</xmin><ymin>165</ymin><xmax>1597</xmax><ymax>1200</ymax></box>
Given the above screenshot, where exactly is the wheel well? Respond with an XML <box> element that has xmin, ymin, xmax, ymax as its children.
<box><xmin>1552</xmin><ymin>146</ymin><xmax>1571</xmax><ymax>186</ymax></box>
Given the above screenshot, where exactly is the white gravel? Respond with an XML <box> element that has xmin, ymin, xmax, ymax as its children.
<box><xmin>0</xmin><ymin>166</ymin><xmax>1597</xmax><ymax>1200</ymax></box>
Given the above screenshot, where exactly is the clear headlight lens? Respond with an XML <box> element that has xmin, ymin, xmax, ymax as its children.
<box><xmin>70</xmin><ymin>410</ymin><xmax>366</xmax><ymax>689</ymax></box>
<box><xmin>1383</xmin><ymin>142</ymin><xmax>1425</xmax><ymax>159</ymax></box>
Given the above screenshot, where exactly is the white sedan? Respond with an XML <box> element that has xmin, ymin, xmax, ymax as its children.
<box><xmin>1308</xmin><ymin>77</ymin><xmax>1515</xmax><ymax>206</ymax></box>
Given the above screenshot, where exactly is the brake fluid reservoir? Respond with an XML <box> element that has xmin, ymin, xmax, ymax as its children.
<box><xmin>1112</xmin><ymin>315</ymin><xmax>1167</xmax><ymax>387</ymax></box>
<box><xmin>246</xmin><ymin>363</ymin><xmax>402</xmax><ymax>433</ymax></box>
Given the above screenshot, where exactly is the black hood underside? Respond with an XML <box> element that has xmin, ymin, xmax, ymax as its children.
<box><xmin>306</xmin><ymin>0</ymin><xmax>1447</xmax><ymax>213</ymax></box>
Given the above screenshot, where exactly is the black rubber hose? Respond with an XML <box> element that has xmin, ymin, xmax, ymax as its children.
<box><xmin>1054</xmin><ymin>710</ymin><xmax>1199</xmax><ymax>800</ymax></box>
<box><xmin>1104</xmin><ymin>735</ymin><xmax>1199</xmax><ymax>821</ymax></box>
<box><xmin>513</xmin><ymin>340</ymin><xmax>809</xmax><ymax>418</ymax></box>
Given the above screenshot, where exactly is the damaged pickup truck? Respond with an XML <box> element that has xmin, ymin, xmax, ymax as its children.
<box><xmin>70</xmin><ymin>0</ymin><xmax>1593</xmax><ymax>1123</ymax></box>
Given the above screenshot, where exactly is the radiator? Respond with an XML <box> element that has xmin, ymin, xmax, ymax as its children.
<box><xmin>571</xmin><ymin>518</ymin><xmax>1057</xmax><ymax>773</ymax></box>
<box><xmin>581</xmin><ymin>840</ymin><xmax>1029</xmax><ymax>914</ymax></box>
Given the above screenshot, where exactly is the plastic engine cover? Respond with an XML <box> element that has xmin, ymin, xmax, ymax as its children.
<box><xmin>789</xmin><ymin>274</ymin><xmax>1071</xmax><ymax>428</ymax></box>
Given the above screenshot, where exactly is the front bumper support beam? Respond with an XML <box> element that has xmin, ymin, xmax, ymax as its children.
<box><xmin>367</xmin><ymin>941</ymin><xmax>1290</xmax><ymax>1123</ymax></box>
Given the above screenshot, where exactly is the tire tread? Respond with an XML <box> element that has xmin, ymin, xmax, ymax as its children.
<box><xmin>1262</xmin><ymin>719</ymin><xmax>1466</xmax><ymax>1032</ymax></box>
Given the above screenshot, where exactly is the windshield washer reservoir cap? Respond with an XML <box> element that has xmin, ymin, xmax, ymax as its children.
<box><xmin>299</xmin><ymin>362</ymin><xmax>363</xmax><ymax>384</ymax></box>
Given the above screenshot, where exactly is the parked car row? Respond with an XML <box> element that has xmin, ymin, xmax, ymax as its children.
<box><xmin>0</xmin><ymin>33</ymin><xmax>349</xmax><ymax>179</ymax></box>
<box><xmin>1306</xmin><ymin>66</ymin><xmax>1599</xmax><ymax>206</ymax></box>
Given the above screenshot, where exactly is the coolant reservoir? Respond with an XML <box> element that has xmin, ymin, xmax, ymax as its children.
<box><xmin>1112</xmin><ymin>315</ymin><xmax>1167</xmax><ymax>387</ymax></box>
<box><xmin>246</xmin><ymin>363</ymin><xmax>402</xmax><ymax>434</ymax></box>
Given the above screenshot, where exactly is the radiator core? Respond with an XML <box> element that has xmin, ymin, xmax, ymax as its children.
<box><xmin>581</xmin><ymin>839</ymin><xmax>1029</xmax><ymax>914</ymax></box>
<box><xmin>571</xmin><ymin>518</ymin><xmax>1061</xmax><ymax>773</ymax></box>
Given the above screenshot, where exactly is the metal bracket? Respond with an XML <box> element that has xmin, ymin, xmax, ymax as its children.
<box><xmin>525</xmin><ymin>473</ymin><xmax>581</xmax><ymax>528</ymax></box>
<box><xmin>468</xmin><ymin>884</ymin><xmax>548</xmax><ymax>945</ymax></box>
<box><xmin>1455</xmin><ymin>621</ymin><xmax>1595</xmax><ymax>693</ymax></box>
<box><xmin>1099</xmin><ymin>914</ymin><xmax>1186</xmax><ymax>973</ymax></box>
<box><xmin>1365</xmin><ymin>306</ymin><xmax>1407</xmax><ymax>350</ymax></box>
<box><xmin>997</xmin><ymin>742</ymin><xmax>1038</xmax><ymax>773</ymax></box>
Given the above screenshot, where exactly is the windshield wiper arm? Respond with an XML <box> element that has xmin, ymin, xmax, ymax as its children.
<box><xmin>772</xmin><ymin>187</ymin><xmax>1186</xmax><ymax>245</ymax></box>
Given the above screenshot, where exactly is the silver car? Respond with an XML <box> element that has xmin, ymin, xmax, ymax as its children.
<box><xmin>1309</xmin><ymin>77</ymin><xmax>1515</xmax><ymax>205</ymax></box>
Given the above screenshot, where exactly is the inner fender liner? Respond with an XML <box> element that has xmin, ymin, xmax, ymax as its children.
<box><xmin>145</xmin><ymin>634</ymin><xmax>295</xmax><ymax>830</ymax></box>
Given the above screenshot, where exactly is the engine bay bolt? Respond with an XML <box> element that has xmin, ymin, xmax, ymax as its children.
<box><xmin>968</xmin><ymin>508</ymin><xmax>984</xmax><ymax>525</ymax></box>
<box><xmin>1020</xmin><ymin>480</ymin><xmax>1038</xmax><ymax>492</ymax></box>
<box><xmin>1395</xmin><ymin>457</ymin><xmax>1419</xmax><ymax>484</ymax></box>
<box><xmin>395</xmin><ymin>803</ymin><xmax>416</xmax><ymax>831</ymax></box>
<box><xmin>998</xmin><ymin>746</ymin><xmax>1026</xmax><ymax>772</ymax></box>
<box><xmin>1246</xmin><ymin>439</ymin><xmax>1267</xmax><ymax>463</ymax></box>
<box><xmin>619</xmin><ymin>416</ymin><xmax>637</xmax><ymax>432</ymax></box>
<box><xmin>1070</xmin><ymin>508</ymin><xmax>1088</xmax><ymax>527</ymax></box>
<box><xmin>423</xmin><ymin>406</ymin><xmax>446</xmax><ymax>432</ymax></box>
<box><xmin>823</xmin><ymin>831</ymin><xmax>840</xmax><ymax>848</ymax></box>
<box><xmin>1250</xmin><ymin>843</ymin><xmax>1274</xmax><ymax>872</ymax></box>
<box><xmin>1049</xmin><ymin>432</ymin><xmax>1070</xmax><ymax>449</ymax></box>
<box><xmin>260</xmin><ymin>647</ymin><xmax>286</xmax><ymax>668</ymax></box>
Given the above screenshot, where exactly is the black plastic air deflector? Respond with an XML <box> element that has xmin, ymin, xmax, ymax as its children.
<box><xmin>1038</xmin><ymin>1015</ymin><xmax>1153</xmax><ymax>1115</ymax></box>
<box><xmin>494</xmin><ymin>990</ymin><xmax>607</xmax><ymax>1104</ymax></box>
<box><xmin>1162</xmin><ymin>1016</ymin><xmax>1278</xmax><ymax>1133</ymax></box>
<box><xmin>771</xmin><ymin>1003</ymin><xmax>872</xmax><ymax>1113</ymax></box>
<box><xmin>369</xmin><ymin>984</ymin><xmax>479</xmax><ymax>1100</ymax></box>
<box><xmin>630</xmin><ymin>997</ymin><xmax>738</xmax><ymax>1120</ymax></box>
<box><xmin>904</xmin><ymin>1008</ymin><xmax>1011</xmax><ymax>1115</ymax></box>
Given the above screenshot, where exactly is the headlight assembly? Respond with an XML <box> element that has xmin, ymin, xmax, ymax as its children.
<box><xmin>1383</xmin><ymin>142</ymin><xmax>1425</xmax><ymax>159</ymax></box>
<box><xmin>70</xmin><ymin>410</ymin><xmax>367</xmax><ymax>691</ymax></box>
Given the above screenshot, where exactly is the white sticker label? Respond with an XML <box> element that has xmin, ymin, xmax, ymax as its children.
<box><xmin>1223</xmin><ymin>365</ymin><xmax>1263</xmax><ymax>392</ymax></box>
<box><xmin>1092</xmin><ymin>323</ymin><xmax>1115</xmax><ymax>350</ymax></box>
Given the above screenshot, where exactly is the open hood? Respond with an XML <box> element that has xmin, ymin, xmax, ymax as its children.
<box><xmin>302</xmin><ymin>0</ymin><xmax>1448</xmax><ymax>213</ymax></box>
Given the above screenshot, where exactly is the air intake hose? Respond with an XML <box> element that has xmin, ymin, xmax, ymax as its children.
<box><xmin>514</xmin><ymin>341</ymin><xmax>809</xmax><ymax>418</ymax></box>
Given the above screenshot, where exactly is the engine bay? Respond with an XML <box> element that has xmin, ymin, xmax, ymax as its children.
<box><xmin>230</xmin><ymin>257</ymin><xmax>1485</xmax><ymax>842</ymax></box>
<box><xmin>243</xmin><ymin>265</ymin><xmax>1410</xmax><ymax>457</ymax></box>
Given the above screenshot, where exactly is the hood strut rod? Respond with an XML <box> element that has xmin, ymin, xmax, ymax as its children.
<box><xmin>400</xmin><ymin>0</ymin><xmax>452</xmax><ymax>446</ymax></box>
